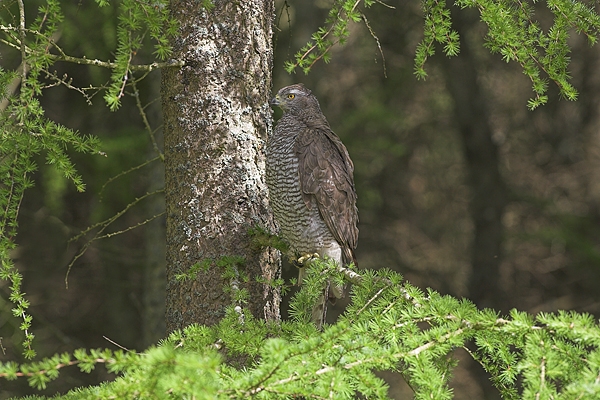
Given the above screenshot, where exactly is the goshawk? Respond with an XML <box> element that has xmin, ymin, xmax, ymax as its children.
<box><xmin>266</xmin><ymin>83</ymin><xmax>359</xmax><ymax>327</ymax></box>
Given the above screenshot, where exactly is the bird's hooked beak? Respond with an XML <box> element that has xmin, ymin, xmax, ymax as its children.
<box><xmin>270</xmin><ymin>94</ymin><xmax>281</xmax><ymax>107</ymax></box>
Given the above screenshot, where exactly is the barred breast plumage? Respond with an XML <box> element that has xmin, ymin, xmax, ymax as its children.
<box><xmin>266</xmin><ymin>115</ymin><xmax>340</xmax><ymax>260</ymax></box>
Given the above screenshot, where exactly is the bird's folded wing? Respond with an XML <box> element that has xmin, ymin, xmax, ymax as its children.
<box><xmin>295</xmin><ymin>126</ymin><xmax>359</xmax><ymax>265</ymax></box>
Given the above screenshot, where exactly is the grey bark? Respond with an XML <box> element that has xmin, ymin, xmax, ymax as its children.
<box><xmin>162</xmin><ymin>0</ymin><xmax>280</xmax><ymax>333</ymax></box>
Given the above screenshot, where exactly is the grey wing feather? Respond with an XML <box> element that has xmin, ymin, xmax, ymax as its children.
<box><xmin>295</xmin><ymin>127</ymin><xmax>359</xmax><ymax>265</ymax></box>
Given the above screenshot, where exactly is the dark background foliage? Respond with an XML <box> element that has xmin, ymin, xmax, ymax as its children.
<box><xmin>2</xmin><ymin>0</ymin><xmax>600</xmax><ymax>398</ymax></box>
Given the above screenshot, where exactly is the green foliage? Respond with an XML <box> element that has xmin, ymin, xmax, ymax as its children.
<box><xmin>414</xmin><ymin>0</ymin><xmax>460</xmax><ymax>80</ymax></box>
<box><xmin>3</xmin><ymin>0</ymin><xmax>600</xmax><ymax>397</ymax></box>
<box><xmin>248</xmin><ymin>225</ymin><xmax>290</xmax><ymax>254</ymax></box>
<box><xmin>289</xmin><ymin>0</ymin><xmax>600</xmax><ymax>108</ymax></box>
<box><xmin>4</xmin><ymin>264</ymin><xmax>600</xmax><ymax>398</ymax></box>
<box><xmin>0</xmin><ymin>0</ymin><xmax>178</xmax><ymax>359</ymax></box>
<box><xmin>102</xmin><ymin>0</ymin><xmax>179</xmax><ymax>110</ymax></box>
<box><xmin>284</xmin><ymin>0</ymin><xmax>382</xmax><ymax>74</ymax></box>
<box><xmin>420</xmin><ymin>0</ymin><xmax>600</xmax><ymax>108</ymax></box>
<box><xmin>0</xmin><ymin>94</ymin><xmax>101</xmax><ymax>359</ymax></box>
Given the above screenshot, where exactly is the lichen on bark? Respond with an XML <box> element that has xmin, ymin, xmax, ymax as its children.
<box><xmin>162</xmin><ymin>0</ymin><xmax>279</xmax><ymax>332</ymax></box>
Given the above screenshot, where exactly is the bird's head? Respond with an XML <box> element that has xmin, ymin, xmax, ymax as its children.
<box><xmin>270</xmin><ymin>84</ymin><xmax>321</xmax><ymax>115</ymax></box>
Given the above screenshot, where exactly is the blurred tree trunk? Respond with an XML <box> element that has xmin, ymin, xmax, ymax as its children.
<box><xmin>442</xmin><ymin>10</ymin><xmax>509</xmax><ymax>311</ymax></box>
<box><xmin>442</xmin><ymin>10</ymin><xmax>508</xmax><ymax>400</ymax></box>
<box><xmin>143</xmin><ymin>169</ymin><xmax>166</xmax><ymax>345</ymax></box>
<box><xmin>143</xmin><ymin>76</ymin><xmax>166</xmax><ymax>346</ymax></box>
<box><xmin>162</xmin><ymin>0</ymin><xmax>280</xmax><ymax>333</ymax></box>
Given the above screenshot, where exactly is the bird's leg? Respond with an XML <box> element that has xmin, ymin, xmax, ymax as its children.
<box><xmin>291</xmin><ymin>253</ymin><xmax>320</xmax><ymax>287</ymax></box>
<box><xmin>311</xmin><ymin>280</ymin><xmax>329</xmax><ymax>330</ymax></box>
<box><xmin>291</xmin><ymin>252</ymin><xmax>329</xmax><ymax>330</ymax></box>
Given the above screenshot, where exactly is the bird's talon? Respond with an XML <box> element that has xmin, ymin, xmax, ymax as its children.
<box><xmin>296</xmin><ymin>253</ymin><xmax>320</xmax><ymax>267</ymax></box>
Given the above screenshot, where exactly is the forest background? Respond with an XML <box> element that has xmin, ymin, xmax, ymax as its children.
<box><xmin>2</xmin><ymin>0</ymin><xmax>600</xmax><ymax>398</ymax></box>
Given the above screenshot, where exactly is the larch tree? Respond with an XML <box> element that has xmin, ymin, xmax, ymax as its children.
<box><xmin>4</xmin><ymin>0</ymin><xmax>600</xmax><ymax>398</ymax></box>
<box><xmin>161</xmin><ymin>0</ymin><xmax>281</xmax><ymax>332</ymax></box>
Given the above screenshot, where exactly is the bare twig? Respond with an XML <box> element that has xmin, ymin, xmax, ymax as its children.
<box><xmin>0</xmin><ymin>27</ymin><xmax>184</xmax><ymax>71</ymax></box>
<box><xmin>41</xmin><ymin>70</ymin><xmax>100</xmax><ymax>105</ymax></box>
<box><xmin>65</xmin><ymin>189</ymin><xmax>164</xmax><ymax>288</ymax></box>
<box><xmin>131</xmin><ymin>79</ymin><xmax>164</xmax><ymax>160</ymax></box>
<box><xmin>374</xmin><ymin>0</ymin><xmax>395</xmax><ymax>8</ymax></box>
<box><xmin>93</xmin><ymin>211</ymin><xmax>165</xmax><ymax>240</ymax></box>
<box><xmin>99</xmin><ymin>156</ymin><xmax>162</xmax><ymax>197</ymax></box>
<box><xmin>103</xmin><ymin>336</ymin><xmax>138</xmax><ymax>353</ymax></box>
<box><xmin>51</xmin><ymin>53</ymin><xmax>185</xmax><ymax>72</ymax></box>
<box><xmin>361</xmin><ymin>13</ymin><xmax>387</xmax><ymax>78</ymax></box>
<box><xmin>16</xmin><ymin>0</ymin><xmax>27</xmax><ymax>86</ymax></box>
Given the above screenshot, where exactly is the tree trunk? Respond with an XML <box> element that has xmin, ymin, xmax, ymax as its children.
<box><xmin>143</xmin><ymin>80</ymin><xmax>166</xmax><ymax>346</ymax></box>
<box><xmin>442</xmin><ymin>10</ymin><xmax>509</xmax><ymax>400</ymax></box>
<box><xmin>441</xmin><ymin>9</ymin><xmax>509</xmax><ymax>312</ymax></box>
<box><xmin>162</xmin><ymin>0</ymin><xmax>280</xmax><ymax>333</ymax></box>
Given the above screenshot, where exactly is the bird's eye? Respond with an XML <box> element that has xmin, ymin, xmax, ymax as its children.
<box><xmin>287</xmin><ymin>94</ymin><xmax>295</xmax><ymax>99</ymax></box>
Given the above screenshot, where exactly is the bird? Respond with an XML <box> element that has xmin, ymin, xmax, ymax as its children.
<box><xmin>266</xmin><ymin>83</ymin><xmax>358</xmax><ymax>328</ymax></box>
